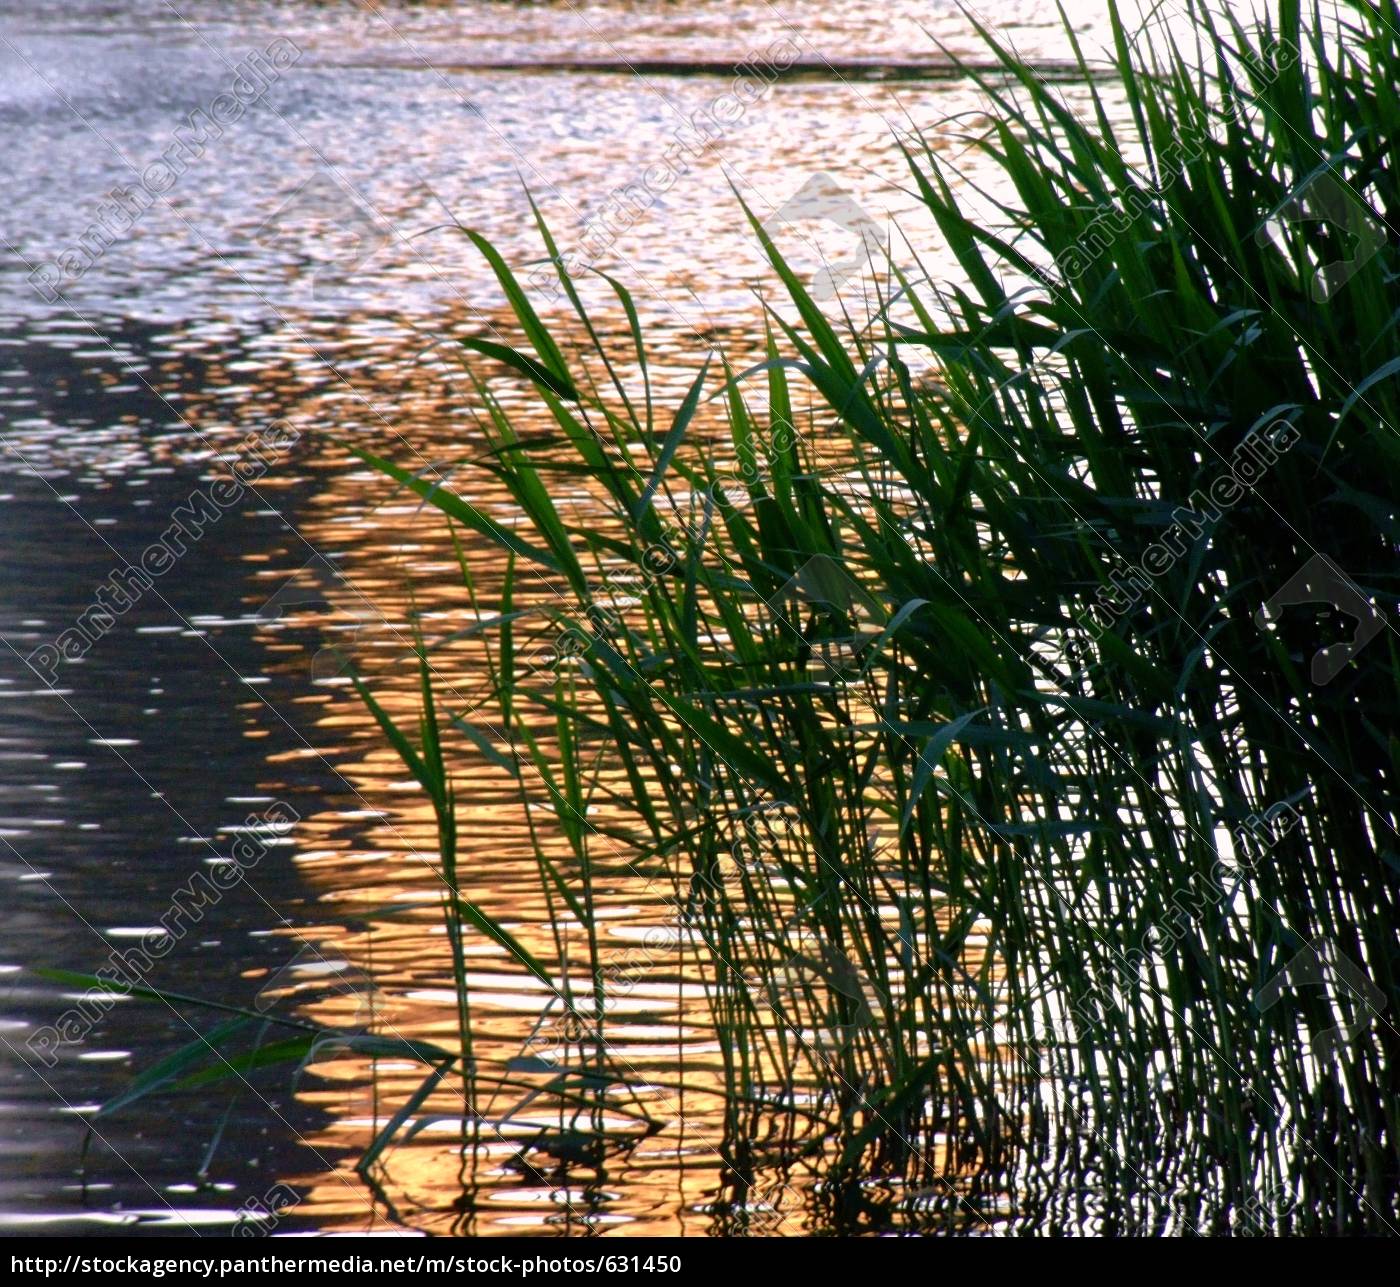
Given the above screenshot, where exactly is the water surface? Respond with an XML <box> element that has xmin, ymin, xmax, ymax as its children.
<box><xmin>0</xmin><ymin>0</ymin><xmax>1120</xmax><ymax>1236</ymax></box>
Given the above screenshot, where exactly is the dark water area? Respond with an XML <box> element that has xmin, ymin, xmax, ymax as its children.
<box><xmin>0</xmin><ymin>0</ymin><xmax>1120</xmax><ymax>1235</ymax></box>
<box><xmin>0</xmin><ymin>323</ymin><xmax>364</xmax><ymax>1232</ymax></box>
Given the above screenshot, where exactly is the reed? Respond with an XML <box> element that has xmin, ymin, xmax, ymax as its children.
<box><xmin>99</xmin><ymin>0</ymin><xmax>1399</xmax><ymax>1234</ymax></box>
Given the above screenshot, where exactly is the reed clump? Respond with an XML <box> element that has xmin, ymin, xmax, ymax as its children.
<box><xmin>103</xmin><ymin>0</ymin><xmax>1399</xmax><ymax>1235</ymax></box>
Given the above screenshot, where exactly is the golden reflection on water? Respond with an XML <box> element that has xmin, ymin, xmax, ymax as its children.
<box><xmin>236</xmin><ymin>300</ymin><xmax>757</xmax><ymax>1234</ymax></box>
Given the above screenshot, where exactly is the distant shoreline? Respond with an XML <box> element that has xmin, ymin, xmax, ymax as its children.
<box><xmin>309</xmin><ymin>57</ymin><xmax>1117</xmax><ymax>83</ymax></box>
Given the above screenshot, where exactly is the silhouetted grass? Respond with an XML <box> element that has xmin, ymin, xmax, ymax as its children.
<box><xmin>99</xmin><ymin>0</ymin><xmax>1399</xmax><ymax>1235</ymax></box>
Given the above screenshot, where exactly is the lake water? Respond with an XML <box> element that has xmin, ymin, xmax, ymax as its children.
<box><xmin>0</xmin><ymin>0</ymin><xmax>1119</xmax><ymax>1236</ymax></box>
